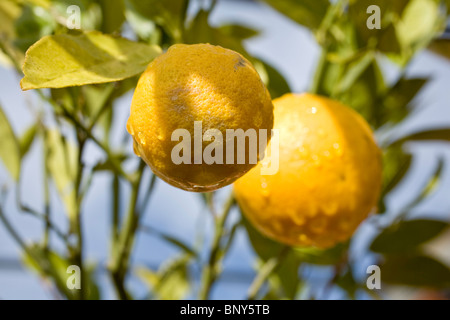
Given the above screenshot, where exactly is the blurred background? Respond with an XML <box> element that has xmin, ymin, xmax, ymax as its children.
<box><xmin>0</xmin><ymin>0</ymin><xmax>450</xmax><ymax>300</ymax></box>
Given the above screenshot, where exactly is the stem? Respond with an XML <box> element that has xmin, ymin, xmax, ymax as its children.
<box><xmin>111</xmin><ymin>174</ymin><xmax>120</xmax><ymax>245</ymax></box>
<box><xmin>310</xmin><ymin>47</ymin><xmax>328</xmax><ymax>94</ymax></box>
<box><xmin>42</xmin><ymin>129</ymin><xmax>51</xmax><ymax>250</ymax></box>
<box><xmin>247</xmin><ymin>246</ymin><xmax>291</xmax><ymax>300</ymax></box>
<box><xmin>73</xmin><ymin>131</ymin><xmax>86</xmax><ymax>300</ymax></box>
<box><xmin>109</xmin><ymin>162</ymin><xmax>147</xmax><ymax>300</ymax></box>
<box><xmin>199</xmin><ymin>192</ymin><xmax>236</xmax><ymax>300</ymax></box>
<box><xmin>36</xmin><ymin>91</ymin><xmax>132</xmax><ymax>183</ymax></box>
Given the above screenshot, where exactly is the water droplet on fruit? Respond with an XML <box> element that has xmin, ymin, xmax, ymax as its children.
<box><xmin>156</xmin><ymin>129</ymin><xmax>165</xmax><ymax>141</ymax></box>
<box><xmin>308</xmin><ymin>107</ymin><xmax>317</xmax><ymax>114</ymax></box>
<box><xmin>137</xmin><ymin>132</ymin><xmax>146</xmax><ymax>145</ymax></box>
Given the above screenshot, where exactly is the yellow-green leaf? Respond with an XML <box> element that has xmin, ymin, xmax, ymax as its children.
<box><xmin>20</xmin><ymin>31</ymin><xmax>161</xmax><ymax>90</ymax></box>
<box><xmin>46</xmin><ymin>130</ymin><xmax>78</xmax><ymax>223</ymax></box>
<box><xmin>0</xmin><ymin>106</ymin><xmax>20</xmax><ymax>181</ymax></box>
<box><xmin>19</xmin><ymin>123</ymin><xmax>38</xmax><ymax>157</ymax></box>
<box><xmin>137</xmin><ymin>255</ymin><xmax>191</xmax><ymax>300</ymax></box>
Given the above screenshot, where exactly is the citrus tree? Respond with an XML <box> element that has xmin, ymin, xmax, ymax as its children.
<box><xmin>0</xmin><ymin>0</ymin><xmax>449</xmax><ymax>300</ymax></box>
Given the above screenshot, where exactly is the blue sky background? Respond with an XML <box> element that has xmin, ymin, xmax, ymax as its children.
<box><xmin>1</xmin><ymin>0</ymin><xmax>450</xmax><ymax>299</ymax></box>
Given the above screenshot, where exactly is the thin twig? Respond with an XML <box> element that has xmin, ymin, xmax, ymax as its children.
<box><xmin>36</xmin><ymin>90</ymin><xmax>132</xmax><ymax>183</ymax></box>
<box><xmin>109</xmin><ymin>161</ymin><xmax>148</xmax><ymax>300</ymax></box>
<box><xmin>199</xmin><ymin>191</ymin><xmax>236</xmax><ymax>300</ymax></box>
<box><xmin>247</xmin><ymin>246</ymin><xmax>291</xmax><ymax>300</ymax></box>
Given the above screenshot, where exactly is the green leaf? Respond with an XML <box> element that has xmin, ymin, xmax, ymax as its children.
<box><xmin>14</xmin><ymin>4</ymin><xmax>56</xmax><ymax>52</ymax></box>
<box><xmin>22</xmin><ymin>245</ymin><xmax>76</xmax><ymax>299</ymax></box>
<box><xmin>394</xmin><ymin>128</ymin><xmax>450</xmax><ymax>145</ymax></box>
<box><xmin>379</xmin><ymin>147</ymin><xmax>412</xmax><ymax>212</ymax></box>
<box><xmin>370</xmin><ymin>219</ymin><xmax>448</xmax><ymax>253</ymax></box>
<box><xmin>242</xmin><ymin>216</ymin><xmax>300</xmax><ymax>299</ymax></box>
<box><xmin>378</xmin><ymin>24</ymin><xmax>402</xmax><ymax>54</ymax></box>
<box><xmin>45</xmin><ymin>130</ymin><xmax>78</xmax><ymax>223</ymax></box>
<box><xmin>20</xmin><ymin>31</ymin><xmax>161</xmax><ymax>90</ymax></box>
<box><xmin>19</xmin><ymin>124</ymin><xmax>38</xmax><ymax>158</ymax></box>
<box><xmin>93</xmin><ymin>153</ymin><xmax>128</xmax><ymax>172</ymax></box>
<box><xmin>242</xmin><ymin>215</ymin><xmax>284</xmax><ymax>261</ymax></box>
<box><xmin>141</xmin><ymin>225</ymin><xmax>198</xmax><ymax>258</ymax></box>
<box><xmin>23</xmin><ymin>244</ymin><xmax>100</xmax><ymax>299</ymax></box>
<box><xmin>125</xmin><ymin>0</ymin><xmax>187</xmax><ymax>42</ymax></box>
<box><xmin>0</xmin><ymin>106</ymin><xmax>20</xmax><ymax>181</ymax></box>
<box><xmin>83</xmin><ymin>84</ymin><xmax>115</xmax><ymax>119</ymax></box>
<box><xmin>254</xmin><ymin>57</ymin><xmax>291</xmax><ymax>99</ymax></box>
<box><xmin>429</xmin><ymin>39</ymin><xmax>450</xmax><ymax>61</ymax></box>
<box><xmin>261</xmin><ymin>0</ymin><xmax>329</xmax><ymax>30</ymax></box>
<box><xmin>0</xmin><ymin>0</ymin><xmax>21</xmax><ymax>39</ymax></box>
<box><xmin>382</xmin><ymin>77</ymin><xmax>427</xmax><ymax>124</ymax></box>
<box><xmin>382</xmin><ymin>254</ymin><xmax>450</xmax><ymax>288</ymax></box>
<box><xmin>265</xmin><ymin>250</ymin><xmax>301</xmax><ymax>299</ymax></box>
<box><xmin>294</xmin><ymin>242</ymin><xmax>348</xmax><ymax>265</ymax></box>
<box><xmin>124</xmin><ymin>2</ymin><xmax>161</xmax><ymax>44</ymax></box>
<box><xmin>334</xmin><ymin>51</ymin><xmax>375</xmax><ymax>94</ymax></box>
<box><xmin>218</xmin><ymin>24</ymin><xmax>260</xmax><ymax>40</ymax></box>
<box><xmin>348</xmin><ymin>0</ymin><xmax>409</xmax><ymax>46</ymax></box>
<box><xmin>158</xmin><ymin>234</ymin><xmax>197</xmax><ymax>258</ymax></box>
<box><xmin>335</xmin><ymin>266</ymin><xmax>358</xmax><ymax>299</ymax></box>
<box><xmin>137</xmin><ymin>255</ymin><xmax>191</xmax><ymax>300</ymax></box>
<box><xmin>0</xmin><ymin>0</ymin><xmax>25</xmax><ymax>68</ymax></box>
<box><xmin>97</xmin><ymin>0</ymin><xmax>125</xmax><ymax>33</ymax></box>
<box><xmin>51</xmin><ymin>0</ymin><xmax>102</xmax><ymax>31</ymax></box>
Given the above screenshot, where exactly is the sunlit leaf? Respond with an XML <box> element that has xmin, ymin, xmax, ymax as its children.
<box><xmin>397</xmin><ymin>0</ymin><xmax>441</xmax><ymax>49</ymax></box>
<box><xmin>0</xmin><ymin>0</ymin><xmax>21</xmax><ymax>38</ymax></box>
<box><xmin>370</xmin><ymin>219</ymin><xmax>449</xmax><ymax>253</ymax></box>
<box><xmin>0</xmin><ymin>105</ymin><xmax>20</xmax><ymax>181</ymax></box>
<box><xmin>21</xmin><ymin>31</ymin><xmax>161</xmax><ymax>90</ymax></box>
<box><xmin>382</xmin><ymin>254</ymin><xmax>450</xmax><ymax>288</ymax></box>
<box><xmin>0</xmin><ymin>0</ymin><xmax>25</xmax><ymax>67</ymax></box>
